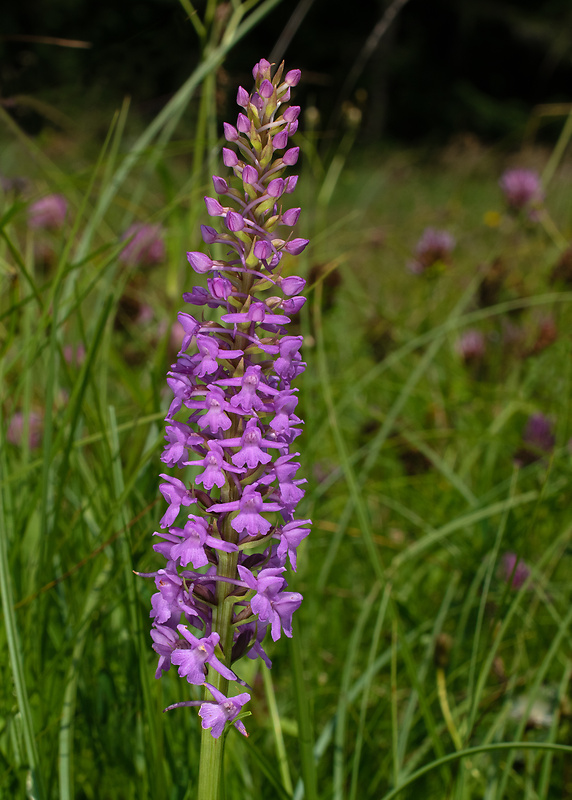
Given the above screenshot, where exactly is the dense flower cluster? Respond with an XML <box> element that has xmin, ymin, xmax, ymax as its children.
<box><xmin>146</xmin><ymin>59</ymin><xmax>311</xmax><ymax>739</ymax></box>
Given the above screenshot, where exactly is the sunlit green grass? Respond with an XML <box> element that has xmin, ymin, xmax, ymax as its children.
<box><xmin>2</xmin><ymin>28</ymin><xmax>572</xmax><ymax>800</ymax></box>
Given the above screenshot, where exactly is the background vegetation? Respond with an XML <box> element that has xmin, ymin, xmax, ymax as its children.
<box><xmin>2</xmin><ymin>1</ymin><xmax>572</xmax><ymax>798</ymax></box>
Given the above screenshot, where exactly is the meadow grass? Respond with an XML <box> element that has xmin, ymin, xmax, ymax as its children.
<box><xmin>2</xmin><ymin>41</ymin><xmax>572</xmax><ymax>800</ymax></box>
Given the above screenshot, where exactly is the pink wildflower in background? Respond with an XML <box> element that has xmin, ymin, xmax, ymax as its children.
<box><xmin>409</xmin><ymin>227</ymin><xmax>455</xmax><ymax>274</ymax></box>
<box><xmin>27</xmin><ymin>194</ymin><xmax>68</xmax><ymax>230</ymax></box>
<box><xmin>500</xmin><ymin>552</ymin><xmax>530</xmax><ymax>589</ymax></box>
<box><xmin>7</xmin><ymin>411</ymin><xmax>43</xmax><ymax>449</ymax></box>
<box><xmin>119</xmin><ymin>223</ymin><xmax>166</xmax><ymax>267</ymax></box>
<box><xmin>499</xmin><ymin>168</ymin><xmax>543</xmax><ymax>212</ymax></box>
<box><xmin>514</xmin><ymin>412</ymin><xmax>555</xmax><ymax>467</ymax></box>
<box><xmin>455</xmin><ymin>329</ymin><xmax>486</xmax><ymax>362</ymax></box>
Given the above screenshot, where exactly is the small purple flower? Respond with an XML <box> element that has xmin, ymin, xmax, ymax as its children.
<box><xmin>198</xmin><ymin>683</ymin><xmax>250</xmax><ymax>738</ymax></box>
<box><xmin>28</xmin><ymin>194</ymin><xmax>67</xmax><ymax>230</ymax></box>
<box><xmin>120</xmin><ymin>223</ymin><xmax>165</xmax><ymax>266</ymax></box>
<box><xmin>171</xmin><ymin>628</ymin><xmax>236</xmax><ymax>685</ymax></box>
<box><xmin>499</xmin><ymin>169</ymin><xmax>543</xmax><ymax>211</ymax></box>
<box><xmin>158</xmin><ymin>474</ymin><xmax>196</xmax><ymax>527</ymax></box>
<box><xmin>500</xmin><ymin>552</ymin><xmax>530</xmax><ymax>589</ymax></box>
<box><xmin>409</xmin><ymin>227</ymin><xmax>455</xmax><ymax>274</ymax></box>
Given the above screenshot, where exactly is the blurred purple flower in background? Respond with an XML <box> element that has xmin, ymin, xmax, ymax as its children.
<box><xmin>500</xmin><ymin>551</ymin><xmax>530</xmax><ymax>589</ymax></box>
<box><xmin>63</xmin><ymin>343</ymin><xmax>86</xmax><ymax>368</ymax></box>
<box><xmin>455</xmin><ymin>329</ymin><xmax>486</xmax><ymax>362</ymax></box>
<box><xmin>499</xmin><ymin>169</ymin><xmax>543</xmax><ymax>212</ymax></box>
<box><xmin>523</xmin><ymin>413</ymin><xmax>555</xmax><ymax>453</ymax></box>
<box><xmin>119</xmin><ymin>223</ymin><xmax>166</xmax><ymax>267</ymax></box>
<box><xmin>514</xmin><ymin>412</ymin><xmax>555</xmax><ymax>467</ymax></box>
<box><xmin>27</xmin><ymin>194</ymin><xmax>68</xmax><ymax>230</ymax></box>
<box><xmin>409</xmin><ymin>227</ymin><xmax>455</xmax><ymax>274</ymax></box>
<box><xmin>7</xmin><ymin>411</ymin><xmax>43</xmax><ymax>449</ymax></box>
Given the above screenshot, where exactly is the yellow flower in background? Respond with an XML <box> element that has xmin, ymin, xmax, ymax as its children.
<box><xmin>484</xmin><ymin>210</ymin><xmax>501</xmax><ymax>227</ymax></box>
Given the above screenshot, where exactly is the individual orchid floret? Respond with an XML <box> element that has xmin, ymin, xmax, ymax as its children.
<box><xmin>171</xmin><ymin>628</ymin><xmax>237</xmax><ymax>685</ymax></box>
<box><xmin>198</xmin><ymin>683</ymin><xmax>250</xmax><ymax>738</ymax></box>
<box><xmin>158</xmin><ymin>474</ymin><xmax>197</xmax><ymax>527</ymax></box>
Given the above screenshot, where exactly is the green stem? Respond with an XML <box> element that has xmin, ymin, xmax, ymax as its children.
<box><xmin>197</xmin><ymin>532</ymin><xmax>239</xmax><ymax>799</ymax></box>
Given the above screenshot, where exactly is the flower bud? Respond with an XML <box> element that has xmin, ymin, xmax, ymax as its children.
<box><xmin>281</xmin><ymin>208</ymin><xmax>301</xmax><ymax>226</ymax></box>
<box><xmin>204</xmin><ymin>196</ymin><xmax>225</xmax><ymax>216</ymax></box>
<box><xmin>201</xmin><ymin>225</ymin><xmax>219</xmax><ymax>244</ymax></box>
<box><xmin>283</xmin><ymin>238</ymin><xmax>309</xmax><ymax>255</ymax></box>
<box><xmin>226</xmin><ymin>211</ymin><xmax>245</xmax><ymax>232</ymax></box>
<box><xmin>254</xmin><ymin>240</ymin><xmax>273</xmax><ymax>260</ymax></box>
<box><xmin>284</xmin><ymin>106</ymin><xmax>300</xmax><ymax>123</ymax></box>
<box><xmin>223</xmin><ymin>122</ymin><xmax>239</xmax><ymax>142</ymax></box>
<box><xmin>237</xmin><ymin>113</ymin><xmax>250</xmax><ymax>134</ymax></box>
<box><xmin>267</xmin><ymin>178</ymin><xmax>285</xmax><ymax>198</ymax></box>
<box><xmin>187</xmin><ymin>251</ymin><xmax>214</xmax><ymax>273</ymax></box>
<box><xmin>242</xmin><ymin>165</ymin><xmax>258</xmax><ymax>185</ymax></box>
<box><xmin>236</xmin><ymin>86</ymin><xmax>250</xmax><ymax>108</ymax></box>
<box><xmin>259</xmin><ymin>79</ymin><xmax>274</xmax><ymax>98</ymax></box>
<box><xmin>280</xmin><ymin>275</ymin><xmax>306</xmax><ymax>296</ymax></box>
<box><xmin>273</xmin><ymin>129</ymin><xmax>289</xmax><ymax>150</ymax></box>
<box><xmin>285</xmin><ymin>176</ymin><xmax>298</xmax><ymax>193</ymax></box>
<box><xmin>283</xmin><ymin>147</ymin><xmax>300</xmax><ymax>166</ymax></box>
<box><xmin>212</xmin><ymin>176</ymin><xmax>229</xmax><ymax>194</ymax></box>
<box><xmin>283</xmin><ymin>296</ymin><xmax>306</xmax><ymax>314</ymax></box>
<box><xmin>222</xmin><ymin>148</ymin><xmax>239</xmax><ymax>167</ymax></box>
<box><xmin>285</xmin><ymin>69</ymin><xmax>301</xmax><ymax>86</ymax></box>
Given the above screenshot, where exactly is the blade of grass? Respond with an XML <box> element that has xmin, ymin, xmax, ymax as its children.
<box><xmin>537</xmin><ymin>660</ymin><xmax>571</xmax><ymax>799</ymax></box>
<box><xmin>289</xmin><ymin>616</ymin><xmax>318</xmax><ymax>800</ymax></box>
<box><xmin>0</xmin><ymin>403</ymin><xmax>46</xmax><ymax>800</ymax></box>
<box><xmin>333</xmin><ymin>582</ymin><xmax>381</xmax><ymax>800</ymax></box>
<box><xmin>348</xmin><ymin>582</ymin><xmax>392</xmax><ymax>800</ymax></box>
<box><xmin>493</xmin><ymin>603</ymin><xmax>572</xmax><ymax>798</ymax></box>
<box><xmin>379</xmin><ymin>742</ymin><xmax>572</xmax><ymax>800</ymax></box>
<box><xmin>262</xmin><ymin>665</ymin><xmax>293</xmax><ymax>796</ymax></box>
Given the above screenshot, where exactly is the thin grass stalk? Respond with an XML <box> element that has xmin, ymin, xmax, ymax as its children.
<box><xmin>537</xmin><ymin>660</ymin><xmax>571</xmax><ymax>799</ymax></box>
<box><xmin>262</xmin><ymin>666</ymin><xmax>294</xmax><ymax>795</ymax></box>
<box><xmin>290</xmin><ymin>617</ymin><xmax>318</xmax><ymax>800</ymax></box>
<box><xmin>58</xmin><ymin>562</ymin><xmax>113</xmax><ymax>800</ymax></box>
<box><xmin>390</xmin><ymin>617</ymin><xmax>399</xmax><ymax>789</ymax></box>
<box><xmin>333</xmin><ymin>583</ymin><xmax>381</xmax><ymax>800</ymax></box>
<box><xmin>397</xmin><ymin>572</ymin><xmax>460</xmax><ymax>771</ymax></box>
<box><xmin>107</xmin><ymin>405</ymin><xmax>168</xmax><ymax>799</ymax></box>
<box><xmin>379</xmin><ymin>742</ymin><xmax>572</xmax><ymax>800</ymax></box>
<box><xmin>348</xmin><ymin>582</ymin><xmax>392</xmax><ymax>800</ymax></box>
<box><xmin>464</xmin><ymin>470</ymin><xmax>516</xmax><ymax>740</ymax></box>
<box><xmin>317</xmin><ymin>275</ymin><xmax>481</xmax><ymax>590</ymax></box>
<box><xmin>494</xmin><ymin>605</ymin><xmax>572</xmax><ymax>798</ymax></box>
<box><xmin>313</xmin><ymin>279</ymin><xmax>385</xmax><ymax>585</ymax></box>
<box><xmin>0</xmin><ymin>404</ymin><xmax>46</xmax><ymax>800</ymax></box>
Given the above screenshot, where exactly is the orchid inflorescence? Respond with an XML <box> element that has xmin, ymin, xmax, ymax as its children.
<box><xmin>145</xmin><ymin>59</ymin><xmax>311</xmax><ymax>740</ymax></box>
